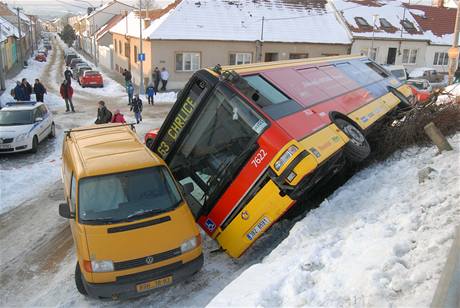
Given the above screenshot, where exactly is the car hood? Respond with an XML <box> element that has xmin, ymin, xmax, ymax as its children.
<box><xmin>0</xmin><ymin>124</ymin><xmax>33</xmax><ymax>138</ymax></box>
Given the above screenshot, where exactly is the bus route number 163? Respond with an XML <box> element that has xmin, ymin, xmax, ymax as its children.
<box><xmin>251</xmin><ymin>149</ymin><xmax>267</xmax><ymax>168</ymax></box>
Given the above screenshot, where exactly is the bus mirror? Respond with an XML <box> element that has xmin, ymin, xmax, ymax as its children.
<box><xmin>59</xmin><ymin>203</ymin><xmax>74</xmax><ymax>219</ymax></box>
<box><xmin>182</xmin><ymin>183</ymin><xmax>194</xmax><ymax>195</ymax></box>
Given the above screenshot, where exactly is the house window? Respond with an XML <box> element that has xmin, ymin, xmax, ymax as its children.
<box><xmin>402</xmin><ymin>49</ymin><xmax>417</xmax><ymax>64</ymax></box>
<box><xmin>433</xmin><ymin>52</ymin><xmax>449</xmax><ymax>66</ymax></box>
<box><xmin>119</xmin><ymin>41</ymin><xmax>122</xmax><ymax>54</ymax></box>
<box><xmin>361</xmin><ymin>48</ymin><xmax>378</xmax><ymax>61</ymax></box>
<box><xmin>289</xmin><ymin>53</ymin><xmax>308</xmax><ymax>60</ymax></box>
<box><xmin>176</xmin><ymin>52</ymin><xmax>200</xmax><ymax>71</ymax></box>
<box><xmin>355</xmin><ymin>17</ymin><xmax>370</xmax><ymax>27</ymax></box>
<box><xmin>134</xmin><ymin>46</ymin><xmax>138</xmax><ymax>63</ymax></box>
<box><xmin>379</xmin><ymin>18</ymin><xmax>392</xmax><ymax>28</ymax></box>
<box><xmin>401</xmin><ymin>19</ymin><xmax>416</xmax><ymax>32</ymax></box>
<box><xmin>265</xmin><ymin>52</ymin><xmax>279</xmax><ymax>62</ymax></box>
<box><xmin>229</xmin><ymin>52</ymin><xmax>252</xmax><ymax>65</ymax></box>
<box><xmin>124</xmin><ymin>43</ymin><xmax>130</xmax><ymax>58</ymax></box>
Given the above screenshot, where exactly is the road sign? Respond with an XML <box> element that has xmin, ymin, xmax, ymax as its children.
<box><xmin>138</xmin><ymin>53</ymin><xmax>145</xmax><ymax>61</ymax></box>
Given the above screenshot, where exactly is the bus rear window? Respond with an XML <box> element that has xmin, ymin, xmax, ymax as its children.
<box><xmin>243</xmin><ymin>75</ymin><xmax>302</xmax><ymax>119</ymax></box>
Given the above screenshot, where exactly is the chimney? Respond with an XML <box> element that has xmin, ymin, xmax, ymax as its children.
<box><xmin>143</xmin><ymin>19</ymin><xmax>151</xmax><ymax>28</ymax></box>
<box><xmin>436</xmin><ymin>0</ymin><xmax>444</xmax><ymax>7</ymax></box>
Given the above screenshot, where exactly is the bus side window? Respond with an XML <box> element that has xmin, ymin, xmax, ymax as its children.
<box><xmin>70</xmin><ymin>174</ymin><xmax>77</xmax><ymax>213</ymax></box>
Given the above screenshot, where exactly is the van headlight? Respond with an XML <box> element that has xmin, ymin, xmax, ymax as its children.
<box><xmin>90</xmin><ymin>260</ymin><xmax>114</xmax><ymax>272</ymax></box>
<box><xmin>180</xmin><ymin>235</ymin><xmax>201</xmax><ymax>253</ymax></box>
<box><xmin>15</xmin><ymin>133</ymin><xmax>28</xmax><ymax>141</ymax></box>
<box><xmin>274</xmin><ymin>145</ymin><xmax>298</xmax><ymax>171</ymax></box>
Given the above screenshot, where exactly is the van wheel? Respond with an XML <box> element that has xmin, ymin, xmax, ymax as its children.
<box><xmin>335</xmin><ymin>118</ymin><xmax>370</xmax><ymax>162</ymax></box>
<box><xmin>49</xmin><ymin>122</ymin><xmax>56</xmax><ymax>138</ymax></box>
<box><xmin>75</xmin><ymin>262</ymin><xmax>88</xmax><ymax>296</ymax></box>
<box><xmin>30</xmin><ymin>136</ymin><xmax>38</xmax><ymax>153</ymax></box>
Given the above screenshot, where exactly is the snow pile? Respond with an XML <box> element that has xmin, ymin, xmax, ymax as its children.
<box><xmin>209</xmin><ymin>135</ymin><xmax>460</xmax><ymax>307</ymax></box>
<box><xmin>140</xmin><ymin>91</ymin><xmax>177</xmax><ymax>104</ymax></box>
<box><xmin>436</xmin><ymin>83</ymin><xmax>460</xmax><ymax>105</ymax></box>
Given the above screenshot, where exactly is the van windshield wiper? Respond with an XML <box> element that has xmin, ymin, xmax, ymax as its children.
<box><xmin>126</xmin><ymin>208</ymin><xmax>169</xmax><ymax>220</ymax></box>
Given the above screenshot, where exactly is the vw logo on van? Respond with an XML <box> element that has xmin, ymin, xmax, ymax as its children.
<box><xmin>145</xmin><ymin>256</ymin><xmax>154</xmax><ymax>264</ymax></box>
<box><xmin>241</xmin><ymin>211</ymin><xmax>250</xmax><ymax>220</ymax></box>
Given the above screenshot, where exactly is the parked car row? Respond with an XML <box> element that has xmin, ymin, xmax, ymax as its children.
<box><xmin>64</xmin><ymin>49</ymin><xmax>104</xmax><ymax>88</ymax></box>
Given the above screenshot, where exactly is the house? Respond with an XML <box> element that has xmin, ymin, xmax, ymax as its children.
<box><xmin>78</xmin><ymin>0</ymin><xmax>134</xmax><ymax>63</ymax></box>
<box><xmin>0</xmin><ymin>16</ymin><xmax>19</xmax><ymax>72</ymax></box>
<box><xmin>94</xmin><ymin>14</ymin><xmax>125</xmax><ymax>70</ymax></box>
<box><xmin>110</xmin><ymin>0</ymin><xmax>352</xmax><ymax>89</ymax></box>
<box><xmin>332</xmin><ymin>0</ymin><xmax>457</xmax><ymax>73</ymax></box>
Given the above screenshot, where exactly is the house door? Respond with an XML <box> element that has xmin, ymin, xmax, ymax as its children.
<box><xmin>386</xmin><ymin>48</ymin><xmax>397</xmax><ymax>65</ymax></box>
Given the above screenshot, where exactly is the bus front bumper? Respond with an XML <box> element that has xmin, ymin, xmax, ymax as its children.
<box><xmin>82</xmin><ymin>254</ymin><xmax>204</xmax><ymax>300</ymax></box>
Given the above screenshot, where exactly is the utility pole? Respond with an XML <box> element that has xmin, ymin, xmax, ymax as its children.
<box><xmin>139</xmin><ymin>0</ymin><xmax>145</xmax><ymax>94</ymax></box>
<box><xmin>15</xmin><ymin>7</ymin><xmax>24</xmax><ymax>67</ymax></box>
<box><xmin>92</xmin><ymin>15</ymin><xmax>98</xmax><ymax>67</ymax></box>
<box><xmin>371</xmin><ymin>14</ymin><xmax>379</xmax><ymax>61</ymax></box>
<box><xmin>256</xmin><ymin>16</ymin><xmax>265</xmax><ymax>63</ymax></box>
<box><xmin>448</xmin><ymin>1</ymin><xmax>460</xmax><ymax>85</ymax></box>
<box><xmin>0</xmin><ymin>23</ymin><xmax>6</xmax><ymax>90</ymax></box>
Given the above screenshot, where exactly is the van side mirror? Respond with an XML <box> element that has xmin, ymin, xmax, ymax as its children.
<box><xmin>182</xmin><ymin>183</ymin><xmax>194</xmax><ymax>194</ymax></box>
<box><xmin>59</xmin><ymin>203</ymin><xmax>74</xmax><ymax>219</ymax></box>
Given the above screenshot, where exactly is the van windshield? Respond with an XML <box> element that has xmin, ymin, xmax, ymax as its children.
<box><xmin>78</xmin><ymin>167</ymin><xmax>182</xmax><ymax>224</ymax></box>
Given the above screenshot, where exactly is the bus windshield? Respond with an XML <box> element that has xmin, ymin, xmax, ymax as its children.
<box><xmin>78</xmin><ymin>167</ymin><xmax>182</xmax><ymax>224</ymax></box>
<box><xmin>168</xmin><ymin>84</ymin><xmax>268</xmax><ymax>216</ymax></box>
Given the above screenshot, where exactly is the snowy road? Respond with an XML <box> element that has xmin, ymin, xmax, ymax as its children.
<box><xmin>1</xmin><ymin>38</ymin><xmax>459</xmax><ymax>307</ymax></box>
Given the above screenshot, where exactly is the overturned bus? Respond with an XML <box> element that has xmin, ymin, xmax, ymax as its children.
<box><xmin>150</xmin><ymin>55</ymin><xmax>413</xmax><ymax>258</ymax></box>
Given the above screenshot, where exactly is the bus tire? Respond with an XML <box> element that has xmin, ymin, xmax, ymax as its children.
<box><xmin>75</xmin><ymin>262</ymin><xmax>88</xmax><ymax>296</ymax></box>
<box><xmin>335</xmin><ymin>118</ymin><xmax>370</xmax><ymax>162</ymax></box>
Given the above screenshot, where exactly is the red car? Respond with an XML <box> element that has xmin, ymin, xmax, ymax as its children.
<box><xmin>406</xmin><ymin>79</ymin><xmax>432</xmax><ymax>103</ymax></box>
<box><xmin>144</xmin><ymin>128</ymin><xmax>160</xmax><ymax>149</ymax></box>
<box><xmin>79</xmin><ymin>70</ymin><xmax>103</xmax><ymax>88</ymax></box>
<box><xmin>35</xmin><ymin>52</ymin><xmax>47</xmax><ymax>62</ymax></box>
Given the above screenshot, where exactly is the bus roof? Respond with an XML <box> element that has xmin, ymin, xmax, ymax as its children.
<box><xmin>211</xmin><ymin>54</ymin><xmax>365</xmax><ymax>75</ymax></box>
<box><xmin>68</xmin><ymin>124</ymin><xmax>163</xmax><ymax>178</ymax></box>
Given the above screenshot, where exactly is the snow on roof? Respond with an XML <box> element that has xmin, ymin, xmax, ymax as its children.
<box><xmin>333</xmin><ymin>0</ymin><xmax>456</xmax><ymax>45</ymax></box>
<box><xmin>0</xmin><ymin>17</ymin><xmax>20</xmax><ymax>41</ymax></box>
<box><xmin>333</xmin><ymin>0</ymin><xmax>427</xmax><ymax>41</ymax></box>
<box><xmin>111</xmin><ymin>0</ymin><xmax>351</xmax><ymax>44</ymax></box>
<box><xmin>95</xmin><ymin>14</ymin><xmax>125</xmax><ymax>40</ymax></box>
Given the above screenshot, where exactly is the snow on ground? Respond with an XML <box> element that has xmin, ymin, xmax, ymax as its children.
<box><xmin>437</xmin><ymin>83</ymin><xmax>460</xmax><ymax>105</ymax></box>
<box><xmin>209</xmin><ymin>135</ymin><xmax>460</xmax><ymax>307</ymax></box>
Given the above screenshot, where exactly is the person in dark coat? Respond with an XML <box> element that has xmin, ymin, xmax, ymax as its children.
<box><xmin>60</xmin><ymin>80</ymin><xmax>75</xmax><ymax>112</ymax></box>
<box><xmin>122</xmin><ymin>69</ymin><xmax>132</xmax><ymax>88</ymax></box>
<box><xmin>33</xmin><ymin>79</ymin><xmax>47</xmax><ymax>102</ymax></box>
<box><xmin>21</xmin><ymin>78</ymin><xmax>32</xmax><ymax>101</ymax></box>
<box><xmin>64</xmin><ymin>67</ymin><xmax>73</xmax><ymax>84</ymax></box>
<box><xmin>127</xmin><ymin>82</ymin><xmax>134</xmax><ymax>105</ymax></box>
<box><xmin>130</xmin><ymin>94</ymin><xmax>143</xmax><ymax>124</ymax></box>
<box><xmin>95</xmin><ymin>101</ymin><xmax>112</xmax><ymax>124</ymax></box>
<box><xmin>13</xmin><ymin>81</ymin><xmax>27</xmax><ymax>101</ymax></box>
<box><xmin>146</xmin><ymin>83</ymin><xmax>155</xmax><ymax>105</ymax></box>
<box><xmin>152</xmin><ymin>67</ymin><xmax>161</xmax><ymax>93</ymax></box>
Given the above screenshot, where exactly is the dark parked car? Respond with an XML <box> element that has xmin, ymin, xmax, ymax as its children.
<box><xmin>69</xmin><ymin>58</ymin><xmax>84</xmax><ymax>70</ymax></box>
<box><xmin>65</xmin><ymin>54</ymin><xmax>79</xmax><ymax>66</ymax></box>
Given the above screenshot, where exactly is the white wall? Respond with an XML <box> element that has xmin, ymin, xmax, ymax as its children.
<box><xmin>87</xmin><ymin>3</ymin><xmax>133</xmax><ymax>36</ymax></box>
<box><xmin>98</xmin><ymin>45</ymin><xmax>113</xmax><ymax>70</ymax></box>
<box><xmin>351</xmin><ymin>39</ymin><xmax>429</xmax><ymax>72</ymax></box>
<box><xmin>425</xmin><ymin>44</ymin><xmax>456</xmax><ymax>73</ymax></box>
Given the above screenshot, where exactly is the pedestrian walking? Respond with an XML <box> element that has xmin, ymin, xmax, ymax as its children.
<box><xmin>95</xmin><ymin>101</ymin><xmax>112</xmax><ymax>124</ymax></box>
<box><xmin>21</xmin><ymin>78</ymin><xmax>32</xmax><ymax>101</ymax></box>
<box><xmin>111</xmin><ymin>109</ymin><xmax>126</xmax><ymax>123</ymax></box>
<box><xmin>60</xmin><ymin>80</ymin><xmax>75</xmax><ymax>112</ymax></box>
<box><xmin>64</xmin><ymin>67</ymin><xmax>73</xmax><ymax>84</ymax></box>
<box><xmin>127</xmin><ymin>82</ymin><xmax>134</xmax><ymax>105</ymax></box>
<box><xmin>130</xmin><ymin>94</ymin><xmax>143</xmax><ymax>124</ymax></box>
<box><xmin>146</xmin><ymin>83</ymin><xmax>155</xmax><ymax>105</ymax></box>
<box><xmin>160</xmin><ymin>67</ymin><xmax>169</xmax><ymax>91</ymax></box>
<box><xmin>122</xmin><ymin>69</ymin><xmax>132</xmax><ymax>88</ymax></box>
<box><xmin>152</xmin><ymin>67</ymin><xmax>160</xmax><ymax>92</ymax></box>
<box><xmin>13</xmin><ymin>81</ymin><xmax>27</xmax><ymax>101</ymax></box>
<box><xmin>33</xmin><ymin>79</ymin><xmax>47</xmax><ymax>102</ymax></box>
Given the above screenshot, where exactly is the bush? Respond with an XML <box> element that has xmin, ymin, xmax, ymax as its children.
<box><xmin>367</xmin><ymin>100</ymin><xmax>460</xmax><ymax>162</ymax></box>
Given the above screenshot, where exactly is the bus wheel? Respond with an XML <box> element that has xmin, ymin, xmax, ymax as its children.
<box><xmin>75</xmin><ymin>262</ymin><xmax>88</xmax><ymax>296</ymax></box>
<box><xmin>335</xmin><ymin>118</ymin><xmax>370</xmax><ymax>162</ymax></box>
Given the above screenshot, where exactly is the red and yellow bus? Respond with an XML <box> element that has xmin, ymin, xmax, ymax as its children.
<box><xmin>150</xmin><ymin>55</ymin><xmax>413</xmax><ymax>258</ymax></box>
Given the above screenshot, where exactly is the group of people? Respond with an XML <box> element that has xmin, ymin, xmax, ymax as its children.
<box><xmin>94</xmin><ymin>97</ymin><xmax>143</xmax><ymax>125</ymax></box>
<box><xmin>12</xmin><ymin>78</ymin><xmax>47</xmax><ymax>102</ymax></box>
<box><xmin>123</xmin><ymin>68</ymin><xmax>156</xmax><ymax>106</ymax></box>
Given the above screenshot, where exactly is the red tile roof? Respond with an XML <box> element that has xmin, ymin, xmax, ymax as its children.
<box><xmin>406</xmin><ymin>3</ymin><xmax>456</xmax><ymax>37</ymax></box>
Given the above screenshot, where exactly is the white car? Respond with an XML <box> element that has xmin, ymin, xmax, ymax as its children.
<box><xmin>0</xmin><ymin>102</ymin><xmax>55</xmax><ymax>153</ymax></box>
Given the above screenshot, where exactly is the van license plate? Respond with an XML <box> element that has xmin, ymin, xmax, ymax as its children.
<box><xmin>136</xmin><ymin>276</ymin><xmax>173</xmax><ymax>292</ymax></box>
<box><xmin>246</xmin><ymin>216</ymin><xmax>271</xmax><ymax>241</ymax></box>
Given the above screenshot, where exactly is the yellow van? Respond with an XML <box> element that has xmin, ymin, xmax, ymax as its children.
<box><xmin>59</xmin><ymin>124</ymin><xmax>203</xmax><ymax>299</ymax></box>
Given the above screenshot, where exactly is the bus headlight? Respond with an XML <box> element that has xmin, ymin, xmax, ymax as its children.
<box><xmin>274</xmin><ymin>145</ymin><xmax>298</xmax><ymax>171</ymax></box>
<box><xmin>180</xmin><ymin>235</ymin><xmax>201</xmax><ymax>253</ymax></box>
<box><xmin>84</xmin><ymin>260</ymin><xmax>114</xmax><ymax>273</ymax></box>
